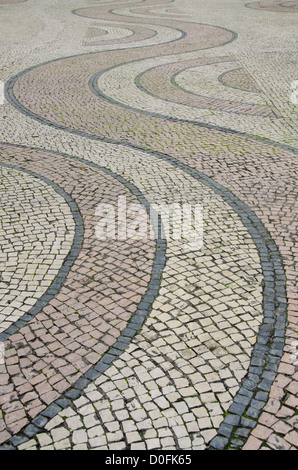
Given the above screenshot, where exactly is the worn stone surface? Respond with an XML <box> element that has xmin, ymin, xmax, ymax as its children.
<box><xmin>0</xmin><ymin>0</ymin><xmax>297</xmax><ymax>450</ymax></box>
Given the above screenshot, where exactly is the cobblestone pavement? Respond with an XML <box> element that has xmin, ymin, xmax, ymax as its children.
<box><xmin>0</xmin><ymin>0</ymin><xmax>297</xmax><ymax>451</ymax></box>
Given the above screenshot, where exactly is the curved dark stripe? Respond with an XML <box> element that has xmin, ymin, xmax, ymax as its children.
<box><xmin>91</xmin><ymin>65</ymin><xmax>279</xmax><ymax>125</ymax></box>
<box><xmin>245</xmin><ymin>0</ymin><xmax>298</xmax><ymax>10</ymax></box>
<box><xmin>1</xmin><ymin>11</ymin><xmax>293</xmax><ymax>450</ymax></box>
<box><xmin>7</xmin><ymin>45</ymin><xmax>298</xmax><ymax>155</ymax></box>
<box><xmin>72</xmin><ymin>0</ymin><xmax>177</xmax><ymax>20</ymax></box>
<box><xmin>71</xmin><ymin>6</ymin><xmax>238</xmax><ymax>53</ymax></box>
<box><xmin>0</xmin><ymin>137</ymin><xmax>288</xmax><ymax>450</ymax></box>
<box><xmin>281</xmin><ymin>0</ymin><xmax>298</xmax><ymax>7</ymax></box>
<box><xmin>83</xmin><ymin>24</ymin><xmax>159</xmax><ymax>47</ymax></box>
<box><xmin>72</xmin><ymin>9</ymin><xmax>188</xmax><ymax>43</ymax></box>
<box><xmin>0</xmin><ymin>0</ymin><xmax>27</xmax><ymax>4</ymax></box>
<box><xmin>0</xmin><ymin>161</ymin><xmax>84</xmax><ymax>342</ymax></box>
<box><xmin>170</xmin><ymin>65</ymin><xmax>269</xmax><ymax>110</ymax></box>
<box><xmin>3</xmin><ymin>19</ymin><xmax>240</xmax><ymax>143</ymax></box>
<box><xmin>217</xmin><ymin>67</ymin><xmax>261</xmax><ymax>93</ymax></box>
<box><xmin>0</xmin><ymin>143</ymin><xmax>167</xmax><ymax>450</ymax></box>
<box><xmin>133</xmin><ymin>61</ymin><xmax>277</xmax><ymax>117</ymax></box>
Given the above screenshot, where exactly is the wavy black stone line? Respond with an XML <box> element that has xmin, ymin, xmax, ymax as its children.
<box><xmin>217</xmin><ymin>68</ymin><xmax>261</xmax><ymax>94</ymax></box>
<box><xmin>0</xmin><ymin>161</ymin><xmax>84</xmax><ymax>343</ymax></box>
<box><xmin>83</xmin><ymin>24</ymin><xmax>159</xmax><ymax>46</ymax></box>
<box><xmin>245</xmin><ymin>0</ymin><xmax>298</xmax><ymax>10</ymax></box>
<box><xmin>0</xmin><ymin>0</ymin><xmax>27</xmax><ymax>4</ymax></box>
<box><xmin>7</xmin><ymin>51</ymin><xmax>298</xmax><ymax>155</ymax></box>
<box><xmin>133</xmin><ymin>62</ymin><xmax>280</xmax><ymax>117</ymax></box>
<box><xmin>2</xmin><ymin>16</ymin><xmax>291</xmax><ymax>451</ymax></box>
<box><xmin>71</xmin><ymin>0</ymin><xmax>177</xmax><ymax>20</ymax></box>
<box><xmin>0</xmin><ymin>148</ymin><xmax>288</xmax><ymax>450</ymax></box>
<box><xmin>0</xmin><ymin>144</ymin><xmax>167</xmax><ymax>450</ymax></box>
<box><xmin>74</xmin><ymin>10</ymin><xmax>188</xmax><ymax>44</ymax></box>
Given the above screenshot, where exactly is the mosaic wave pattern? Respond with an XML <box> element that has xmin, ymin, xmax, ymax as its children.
<box><xmin>0</xmin><ymin>0</ymin><xmax>297</xmax><ymax>451</ymax></box>
<box><xmin>0</xmin><ymin>0</ymin><xmax>27</xmax><ymax>4</ymax></box>
<box><xmin>245</xmin><ymin>0</ymin><xmax>298</xmax><ymax>12</ymax></box>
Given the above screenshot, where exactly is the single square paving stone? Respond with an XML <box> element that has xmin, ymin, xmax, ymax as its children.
<box><xmin>229</xmin><ymin>438</ymin><xmax>245</xmax><ymax>449</ymax></box>
<box><xmin>94</xmin><ymin>362</ymin><xmax>111</xmax><ymax>374</ymax></box>
<box><xmin>217</xmin><ymin>423</ymin><xmax>234</xmax><ymax>438</ymax></box>
<box><xmin>228</xmin><ymin>403</ymin><xmax>247</xmax><ymax>416</ymax></box>
<box><xmin>55</xmin><ymin>398</ymin><xmax>72</xmax><ymax>409</ymax></box>
<box><xmin>24</xmin><ymin>424</ymin><xmax>40</xmax><ymax>438</ymax></box>
<box><xmin>9</xmin><ymin>435</ymin><xmax>28</xmax><ymax>447</ymax></box>
<box><xmin>238</xmin><ymin>387</ymin><xmax>254</xmax><ymax>399</ymax></box>
<box><xmin>267</xmin><ymin>355</ymin><xmax>282</xmax><ymax>365</ymax></box>
<box><xmin>32</xmin><ymin>415</ymin><xmax>49</xmax><ymax>429</ymax></box>
<box><xmin>107</xmin><ymin>347</ymin><xmax>123</xmax><ymax>357</ymax></box>
<box><xmin>262</xmin><ymin>370</ymin><xmax>276</xmax><ymax>382</ymax></box>
<box><xmin>255</xmin><ymin>391</ymin><xmax>269</xmax><ymax>402</ymax></box>
<box><xmin>0</xmin><ymin>444</ymin><xmax>16</xmax><ymax>451</ymax></box>
<box><xmin>51</xmin><ymin>427</ymin><xmax>70</xmax><ymax>442</ymax></box>
<box><xmin>224</xmin><ymin>414</ymin><xmax>240</xmax><ymax>427</ymax></box>
<box><xmin>234</xmin><ymin>394</ymin><xmax>251</xmax><ymax>407</ymax></box>
<box><xmin>265</xmin><ymin>362</ymin><xmax>278</xmax><ymax>373</ymax></box>
<box><xmin>112</xmin><ymin>341</ymin><xmax>130</xmax><ymax>352</ymax></box>
<box><xmin>85</xmin><ymin>368</ymin><xmax>102</xmax><ymax>381</ymax></box>
<box><xmin>74</xmin><ymin>377</ymin><xmax>90</xmax><ymax>390</ymax></box>
<box><xmin>251</xmin><ymin>356</ymin><xmax>266</xmax><ymax>367</ymax></box>
<box><xmin>259</xmin><ymin>379</ymin><xmax>273</xmax><ymax>392</ymax></box>
<box><xmin>41</xmin><ymin>403</ymin><xmax>62</xmax><ymax>419</ymax></box>
<box><xmin>65</xmin><ymin>388</ymin><xmax>82</xmax><ymax>400</ymax></box>
<box><xmin>251</xmin><ymin>399</ymin><xmax>267</xmax><ymax>410</ymax></box>
<box><xmin>234</xmin><ymin>427</ymin><xmax>252</xmax><ymax>438</ymax></box>
<box><xmin>242</xmin><ymin>378</ymin><xmax>258</xmax><ymax>392</ymax></box>
<box><xmin>269</xmin><ymin>349</ymin><xmax>284</xmax><ymax>358</ymax></box>
<box><xmin>209</xmin><ymin>436</ymin><xmax>228</xmax><ymax>450</ymax></box>
<box><xmin>246</xmin><ymin>407</ymin><xmax>262</xmax><ymax>419</ymax></box>
<box><xmin>122</xmin><ymin>327</ymin><xmax>137</xmax><ymax>338</ymax></box>
<box><xmin>72</xmin><ymin>429</ymin><xmax>88</xmax><ymax>445</ymax></box>
<box><xmin>241</xmin><ymin>417</ymin><xmax>257</xmax><ymax>429</ymax></box>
